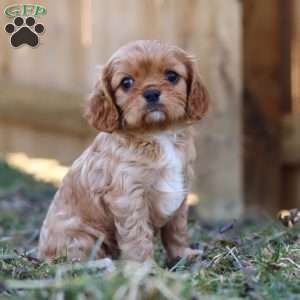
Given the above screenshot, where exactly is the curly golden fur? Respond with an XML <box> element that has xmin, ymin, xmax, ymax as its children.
<box><xmin>38</xmin><ymin>40</ymin><xmax>209</xmax><ymax>262</ymax></box>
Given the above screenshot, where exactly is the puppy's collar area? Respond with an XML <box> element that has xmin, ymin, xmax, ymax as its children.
<box><xmin>113</xmin><ymin>131</ymin><xmax>179</xmax><ymax>145</ymax></box>
<box><xmin>149</xmin><ymin>132</ymin><xmax>182</xmax><ymax>147</ymax></box>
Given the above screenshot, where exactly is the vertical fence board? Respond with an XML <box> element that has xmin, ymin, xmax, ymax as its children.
<box><xmin>0</xmin><ymin>0</ymin><xmax>242</xmax><ymax>219</ymax></box>
<box><xmin>243</xmin><ymin>0</ymin><xmax>283</xmax><ymax>213</ymax></box>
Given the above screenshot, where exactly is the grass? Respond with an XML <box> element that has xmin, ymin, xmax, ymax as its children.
<box><xmin>0</xmin><ymin>160</ymin><xmax>299</xmax><ymax>299</ymax></box>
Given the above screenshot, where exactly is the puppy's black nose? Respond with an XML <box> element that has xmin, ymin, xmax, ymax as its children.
<box><xmin>143</xmin><ymin>89</ymin><xmax>161</xmax><ymax>103</ymax></box>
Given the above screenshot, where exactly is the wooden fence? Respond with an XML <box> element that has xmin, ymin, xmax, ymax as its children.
<box><xmin>281</xmin><ymin>0</ymin><xmax>300</xmax><ymax>210</ymax></box>
<box><xmin>3</xmin><ymin>0</ymin><xmax>300</xmax><ymax>217</ymax></box>
<box><xmin>3</xmin><ymin>0</ymin><xmax>281</xmax><ymax>220</ymax></box>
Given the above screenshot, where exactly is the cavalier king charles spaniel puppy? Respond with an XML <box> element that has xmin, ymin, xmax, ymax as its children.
<box><xmin>38</xmin><ymin>40</ymin><xmax>209</xmax><ymax>262</ymax></box>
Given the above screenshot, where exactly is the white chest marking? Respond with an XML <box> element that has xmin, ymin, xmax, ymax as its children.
<box><xmin>154</xmin><ymin>134</ymin><xmax>185</xmax><ymax>216</ymax></box>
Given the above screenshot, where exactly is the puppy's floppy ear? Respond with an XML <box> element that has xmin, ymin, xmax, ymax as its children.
<box><xmin>84</xmin><ymin>67</ymin><xmax>119</xmax><ymax>132</ymax></box>
<box><xmin>186</xmin><ymin>59</ymin><xmax>209</xmax><ymax>122</ymax></box>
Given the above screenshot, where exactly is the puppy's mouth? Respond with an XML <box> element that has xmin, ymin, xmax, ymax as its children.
<box><xmin>144</xmin><ymin>104</ymin><xmax>166</xmax><ymax>123</ymax></box>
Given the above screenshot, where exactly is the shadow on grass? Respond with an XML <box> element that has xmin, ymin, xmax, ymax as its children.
<box><xmin>0</xmin><ymin>161</ymin><xmax>55</xmax><ymax>249</ymax></box>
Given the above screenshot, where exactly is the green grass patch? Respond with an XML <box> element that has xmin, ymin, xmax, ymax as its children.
<box><xmin>0</xmin><ymin>160</ymin><xmax>299</xmax><ymax>299</ymax></box>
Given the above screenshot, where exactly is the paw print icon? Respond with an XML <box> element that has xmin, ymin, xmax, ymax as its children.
<box><xmin>5</xmin><ymin>16</ymin><xmax>45</xmax><ymax>48</ymax></box>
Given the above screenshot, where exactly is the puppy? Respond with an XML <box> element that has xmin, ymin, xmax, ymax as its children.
<box><xmin>38</xmin><ymin>40</ymin><xmax>209</xmax><ymax>262</ymax></box>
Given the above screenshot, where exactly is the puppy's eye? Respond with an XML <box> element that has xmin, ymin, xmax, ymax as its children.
<box><xmin>165</xmin><ymin>71</ymin><xmax>179</xmax><ymax>84</ymax></box>
<box><xmin>120</xmin><ymin>76</ymin><xmax>134</xmax><ymax>91</ymax></box>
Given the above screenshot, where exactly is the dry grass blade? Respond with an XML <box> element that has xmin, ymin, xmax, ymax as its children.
<box><xmin>226</xmin><ymin>246</ymin><xmax>243</xmax><ymax>269</ymax></box>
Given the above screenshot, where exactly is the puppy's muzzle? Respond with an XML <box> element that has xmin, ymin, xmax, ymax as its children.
<box><xmin>143</xmin><ymin>89</ymin><xmax>161</xmax><ymax>104</ymax></box>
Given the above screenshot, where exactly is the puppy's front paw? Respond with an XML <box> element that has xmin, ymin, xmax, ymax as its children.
<box><xmin>183</xmin><ymin>248</ymin><xmax>203</xmax><ymax>260</ymax></box>
<box><xmin>167</xmin><ymin>248</ymin><xmax>203</xmax><ymax>269</ymax></box>
<box><xmin>167</xmin><ymin>247</ymin><xmax>202</xmax><ymax>266</ymax></box>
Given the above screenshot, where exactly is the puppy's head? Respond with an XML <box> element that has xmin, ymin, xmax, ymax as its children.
<box><xmin>85</xmin><ymin>40</ymin><xmax>209</xmax><ymax>132</ymax></box>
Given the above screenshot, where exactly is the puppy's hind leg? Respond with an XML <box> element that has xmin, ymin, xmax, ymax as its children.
<box><xmin>38</xmin><ymin>221</ymin><xmax>106</xmax><ymax>261</ymax></box>
<box><xmin>64</xmin><ymin>231</ymin><xmax>107</xmax><ymax>261</ymax></box>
